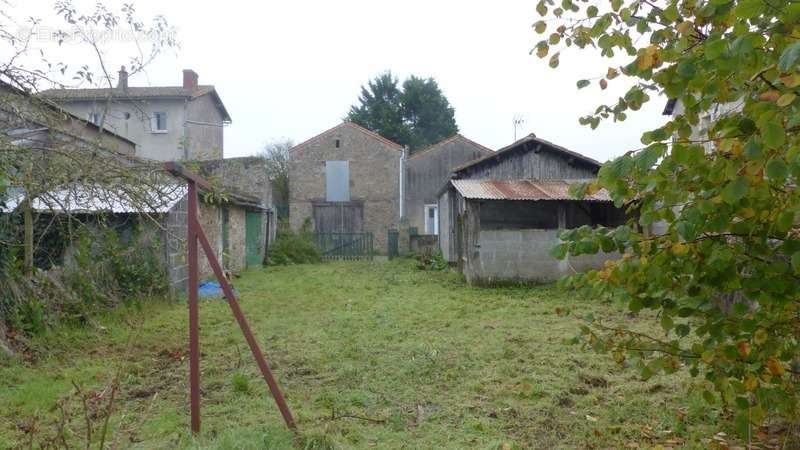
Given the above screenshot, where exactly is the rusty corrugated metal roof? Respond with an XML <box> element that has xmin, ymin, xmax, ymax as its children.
<box><xmin>450</xmin><ymin>179</ymin><xmax>611</xmax><ymax>201</ymax></box>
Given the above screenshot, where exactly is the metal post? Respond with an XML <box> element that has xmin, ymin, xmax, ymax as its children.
<box><xmin>195</xmin><ymin>225</ymin><xmax>296</xmax><ymax>429</ymax></box>
<box><xmin>165</xmin><ymin>161</ymin><xmax>296</xmax><ymax>433</ymax></box>
<box><xmin>187</xmin><ymin>179</ymin><xmax>201</xmax><ymax>434</ymax></box>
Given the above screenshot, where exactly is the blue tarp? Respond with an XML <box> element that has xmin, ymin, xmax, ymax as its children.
<box><xmin>198</xmin><ymin>281</ymin><xmax>238</xmax><ymax>299</ymax></box>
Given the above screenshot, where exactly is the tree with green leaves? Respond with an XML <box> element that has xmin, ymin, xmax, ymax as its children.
<box><xmin>536</xmin><ymin>0</ymin><xmax>800</xmax><ymax>441</ymax></box>
<box><xmin>347</xmin><ymin>71</ymin><xmax>458</xmax><ymax>152</ymax></box>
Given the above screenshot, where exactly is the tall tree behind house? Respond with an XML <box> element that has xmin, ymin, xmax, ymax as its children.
<box><xmin>347</xmin><ymin>71</ymin><xmax>458</xmax><ymax>152</ymax></box>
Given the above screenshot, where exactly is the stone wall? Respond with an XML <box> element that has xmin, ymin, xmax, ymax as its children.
<box><xmin>199</xmin><ymin>156</ymin><xmax>272</xmax><ymax>263</ymax></box>
<box><xmin>226</xmin><ymin>206</ymin><xmax>246</xmax><ymax>272</ymax></box>
<box><xmin>289</xmin><ymin>122</ymin><xmax>401</xmax><ymax>250</ymax></box>
<box><xmin>464</xmin><ymin>228</ymin><xmax>617</xmax><ymax>284</ymax></box>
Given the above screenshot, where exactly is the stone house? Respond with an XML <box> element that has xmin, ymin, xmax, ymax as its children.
<box><xmin>403</xmin><ymin>134</ymin><xmax>493</xmax><ymax>236</ymax></box>
<box><xmin>438</xmin><ymin>134</ymin><xmax>625</xmax><ymax>284</ymax></box>
<box><xmin>41</xmin><ymin>67</ymin><xmax>231</xmax><ymax>161</ymax></box>
<box><xmin>289</xmin><ymin>122</ymin><xmax>403</xmax><ymax>251</ymax></box>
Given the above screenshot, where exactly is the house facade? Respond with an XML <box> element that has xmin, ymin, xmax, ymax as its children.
<box><xmin>41</xmin><ymin>68</ymin><xmax>231</xmax><ymax>161</ymax></box>
<box><xmin>289</xmin><ymin>122</ymin><xmax>403</xmax><ymax>251</ymax></box>
<box><xmin>403</xmin><ymin>134</ymin><xmax>493</xmax><ymax>236</ymax></box>
<box><xmin>439</xmin><ymin>134</ymin><xmax>625</xmax><ymax>284</ymax></box>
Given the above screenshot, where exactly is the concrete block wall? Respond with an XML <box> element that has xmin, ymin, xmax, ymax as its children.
<box><xmin>163</xmin><ymin>197</ymin><xmax>250</xmax><ymax>292</ymax></box>
<box><xmin>465</xmin><ymin>229</ymin><xmax>616</xmax><ymax>284</ymax></box>
<box><xmin>165</xmin><ymin>196</ymin><xmax>188</xmax><ymax>291</ymax></box>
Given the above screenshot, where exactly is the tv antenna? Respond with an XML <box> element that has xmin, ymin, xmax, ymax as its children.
<box><xmin>513</xmin><ymin>114</ymin><xmax>525</xmax><ymax>141</ymax></box>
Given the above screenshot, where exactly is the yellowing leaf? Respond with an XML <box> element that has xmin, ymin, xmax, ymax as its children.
<box><xmin>744</xmin><ymin>373</ymin><xmax>758</xmax><ymax>391</ymax></box>
<box><xmin>759</xmin><ymin>90</ymin><xmax>780</xmax><ymax>102</ymax></box>
<box><xmin>777</xmin><ymin>92</ymin><xmax>797</xmax><ymax>107</ymax></box>
<box><xmin>736</xmin><ymin>341</ymin><xmax>751</xmax><ymax>357</ymax></box>
<box><xmin>676</xmin><ymin>21</ymin><xmax>693</xmax><ymax>34</ymax></box>
<box><xmin>738</xmin><ymin>208</ymin><xmax>755</xmax><ymax>219</ymax></box>
<box><xmin>753</xmin><ymin>329</ymin><xmax>768</xmax><ymax>345</ymax></box>
<box><xmin>780</xmin><ymin>73</ymin><xmax>800</xmax><ymax>88</ymax></box>
<box><xmin>607</xmin><ymin>67</ymin><xmax>619</xmax><ymax>79</ymax></box>
<box><xmin>671</xmin><ymin>242</ymin><xmax>689</xmax><ymax>255</ymax></box>
<box><xmin>767</xmin><ymin>357</ymin><xmax>785</xmax><ymax>376</ymax></box>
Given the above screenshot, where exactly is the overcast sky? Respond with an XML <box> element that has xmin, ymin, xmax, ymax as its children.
<box><xmin>15</xmin><ymin>0</ymin><xmax>667</xmax><ymax>162</ymax></box>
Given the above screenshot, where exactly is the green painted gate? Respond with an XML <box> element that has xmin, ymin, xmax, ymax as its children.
<box><xmin>245</xmin><ymin>211</ymin><xmax>262</xmax><ymax>268</ymax></box>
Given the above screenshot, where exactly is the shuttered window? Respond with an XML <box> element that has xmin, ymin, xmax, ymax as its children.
<box><xmin>325</xmin><ymin>161</ymin><xmax>350</xmax><ymax>202</ymax></box>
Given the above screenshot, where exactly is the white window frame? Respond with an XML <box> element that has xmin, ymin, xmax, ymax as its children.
<box><xmin>424</xmin><ymin>204</ymin><xmax>439</xmax><ymax>235</ymax></box>
<box><xmin>151</xmin><ymin>112</ymin><xmax>168</xmax><ymax>133</ymax></box>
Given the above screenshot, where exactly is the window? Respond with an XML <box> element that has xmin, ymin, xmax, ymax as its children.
<box><xmin>424</xmin><ymin>204</ymin><xmax>439</xmax><ymax>235</ymax></box>
<box><xmin>88</xmin><ymin>112</ymin><xmax>101</xmax><ymax>125</ymax></box>
<box><xmin>335</xmin><ymin>139</ymin><xmax>341</xmax><ymax>148</ymax></box>
<box><xmin>151</xmin><ymin>112</ymin><xmax>168</xmax><ymax>132</ymax></box>
<box><xmin>325</xmin><ymin>161</ymin><xmax>350</xmax><ymax>202</ymax></box>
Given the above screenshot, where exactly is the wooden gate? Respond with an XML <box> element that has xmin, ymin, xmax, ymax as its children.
<box><xmin>315</xmin><ymin>232</ymin><xmax>374</xmax><ymax>260</ymax></box>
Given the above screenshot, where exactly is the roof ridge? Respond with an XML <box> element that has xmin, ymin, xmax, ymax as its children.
<box><xmin>451</xmin><ymin>135</ymin><xmax>601</xmax><ymax>174</ymax></box>
<box><xmin>407</xmin><ymin>134</ymin><xmax>493</xmax><ymax>160</ymax></box>
<box><xmin>343</xmin><ymin>122</ymin><xmax>403</xmax><ymax>150</ymax></box>
<box><xmin>289</xmin><ymin>122</ymin><xmax>403</xmax><ymax>153</ymax></box>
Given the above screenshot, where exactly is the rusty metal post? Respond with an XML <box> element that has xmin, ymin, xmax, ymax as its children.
<box><xmin>187</xmin><ymin>179</ymin><xmax>201</xmax><ymax>434</ymax></box>
<box><xmin>164</xmin><ymin>161</ymin><xmax>296</xmax><ymax>433</ymax></box>
<box><xmin>195</xmin><ymin>226</ymin><xmax>296</xmax><ymax>429</ymax></box>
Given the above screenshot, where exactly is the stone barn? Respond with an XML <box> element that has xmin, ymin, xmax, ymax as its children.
<box><xmin>403</xmin><ymin>134</ymin><xmax>493</xmax><ymax>236</ymax></box>
<box><xmin>438</xmin><ymin>134</ymin><xmax>625</xmax><ymax>284</ymax></box>
<box><xmin>289</xmin><ymin>122</ymin><xmax>403</xmax><ymax>251</ymax></box>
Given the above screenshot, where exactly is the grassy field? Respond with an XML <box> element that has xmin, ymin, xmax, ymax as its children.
<box><xmin>0</xmin><ymin>259</ymin><xmax>726</xmax><ymax>449</ymax></box>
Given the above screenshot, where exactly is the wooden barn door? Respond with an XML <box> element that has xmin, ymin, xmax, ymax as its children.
<box><xmin>312</xmin><ymin>202</ymin><xmax>364</xmax><ymax>233</ymax></box>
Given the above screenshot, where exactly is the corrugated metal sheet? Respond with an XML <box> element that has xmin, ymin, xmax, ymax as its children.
<box><xmin>1</xmin><ymin>184</ymin><xmax>187</xmax><ymax>213</ymax></box>
<box><xmin>450</xmin><ymin>179</ymin><xmax>611</xmax><ymax>201</ymax></box>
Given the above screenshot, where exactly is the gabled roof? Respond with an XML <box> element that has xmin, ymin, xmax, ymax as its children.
<box><xmin>40</xmin><ymin>85</ymin><xmax>232</xmax><ymax>122</ymax></box>
<box><xmin>451</xmin><ymin>134</ymin><xmax>602</xmax><ymax>174</ymax></box>
<box><xmin>289</xmin><ymin>122</ymin><xmax>403</xmax><ymax>153</ymax></box>
<box><xmin>408</xmin><ymin>134</ymin><xmax>494</xmax><ymax>160</ymax></box>
<box><xmin>449</xmin><ymin>179</ymin><xmax>610</xmax><ymax>202</ymax></box>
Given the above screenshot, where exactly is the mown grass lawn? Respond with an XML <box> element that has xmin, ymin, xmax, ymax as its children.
<box><xmin>0</xmin><ymin>260</ymin><xmax>724</xmax><ymax>449</ymax></box>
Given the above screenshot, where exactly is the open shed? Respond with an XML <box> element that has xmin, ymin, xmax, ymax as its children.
<box><xmin>437</xmin><ymin>134</ymin><xmax>625</xmax><ymax>284</ymax></box>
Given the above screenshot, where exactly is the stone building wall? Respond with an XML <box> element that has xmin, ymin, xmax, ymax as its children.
<box><xmin>289</xmin><ymin>122</ymin><xmax>402</xmax><ymax>251</ymax></box>
<box><xmin>226</xmin><ymin>206</ymin><xmax>246</xmax><ymax>272</ymax></box>
<box><xmin>200</xmin><ymin>156</ymin><xmax>273</xmax><ymax>261</ymax></box>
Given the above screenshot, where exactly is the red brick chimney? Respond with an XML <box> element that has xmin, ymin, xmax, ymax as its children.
<box><xmin>117</xmin><ymin>66</ymin><xmax>128</xmax><ymax>90</ymax></box>
<box><xmin>183</xmin><ymin>69</ymin><xmax>198</xmax><ymax>90</ymax></box>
